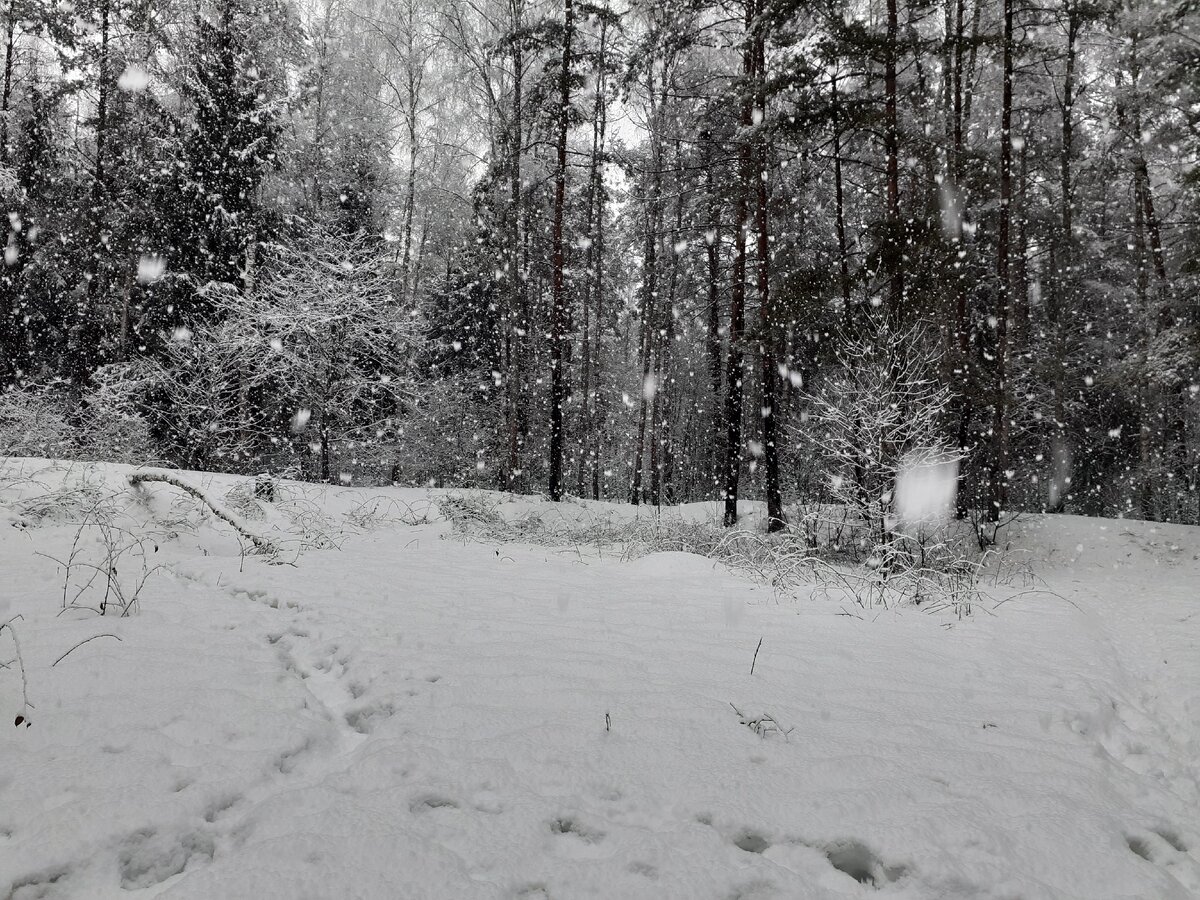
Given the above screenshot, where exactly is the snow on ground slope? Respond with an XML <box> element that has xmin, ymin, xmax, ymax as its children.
<box><xmin>1</xmin><ymin>459</ymin><xmax>1198</xmax><ymax>899</ymax></box>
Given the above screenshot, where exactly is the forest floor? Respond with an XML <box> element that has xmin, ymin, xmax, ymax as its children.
<box><xmin>1</xmin><ymin>459</ymin><xmax>1198</xmax><ymax>899</ymax></box>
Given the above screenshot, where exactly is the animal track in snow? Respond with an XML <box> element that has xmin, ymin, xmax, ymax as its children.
<box><xmin>733</xmin><ymin>830</ymin><xmax>771</xmax><ymax>854</ymax></box>
<box><xmin>1152</xmin><ymin>827</ymin><xmax>1188</xmax><ymax>853</ymax></box>
<box><xmin>822</xmin><ymin>838</ymin><xmax>909</xmax><ymax>887</ymax></box>
<box><xmin>203</xmin><ymin>793</ymin><xmax>242</xmax><ymax>823</ymax></box>
<box><xmin>626</xmin><ymin>860</ymin><xmax>658</xmax><ymax>878</ymax></box>
<box><xmin>1127</xmin><ymin>826</ymin><xmax>1190</xmax><ymax>861</ymax></box>
<box><xmin>726</xmin><ymin>825</ymin><xmax>908</xmax><ymax>888</ymax></box>
<box><xmin>1127</xmin><ymin>835</ymin><xmax>1154</xmax><ymax>861</ymax></box>
<box><xmin>550</xmin><ymin>816</ymin><xmax>605</xmax><ymax>844</ymax></box>
<box><xmin>1125</xmin><ymin>827</ymin><xmax>1200</xmax><ymax>891</ymax></box>
<box><xmin>410</xmin><ymin>794</ymin><xmax>460</xmax><ymax>813</ymax></box>
<box><xmin>117</xmin><ymin>828</ymin><xmax>215</xmax><ymax>890</ymax></box>
<box><xmin>8</xmin><ymin>864</ymin><xmax>69</xmax><ymax>899</ymax></box>
<box><xmin>343</xmin><ymin>700</ymin><xmax>396</xmax><ymax>734</ymax></box>
<box><xmin>274</xmin><ymin>737</ymin><xmax>317</xmax><ymax>774</ymax></box>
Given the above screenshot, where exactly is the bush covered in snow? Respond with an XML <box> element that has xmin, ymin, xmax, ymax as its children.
<box><xmin>0</xmin><ymin>368</ymin><xmax>156</xmax><ymax>464</ymax></box>
<box><xmin>800</xmin><ymin>318</ymin><xmax>962</xmax><ymax>564</ymax></box>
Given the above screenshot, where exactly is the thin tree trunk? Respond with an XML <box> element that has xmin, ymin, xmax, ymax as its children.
<box><xmin>75</xmin><ymin>0</ymin><xmax>112</xmax><ymax>386</ymax></box>
<box><xmin>1135</xmin><ymin>159</ymin><xmax>1168</xmax><ymax>298</ymax></box>
<box><xmin>0</xmin><ymin>9</ymin><xmax>14</xmax><ymax>163</ymax></box>
<box><xmin>723</xmin><ymin>0</ymin><xmax>755</xmax><ymax>527</ymax></box>
<box><xmin>632</xmin><ymin>63</ymin><xmax>663</xmax><ymax>505</ymax></box>
<box><xmin>963</xmin><ymin>0</ymin><xmax>983</xmax><ymax>125</ymax></box>
<box><xmin>591</xmin><ymin>73</ymin><xmax>608</xmax><ymax>501</ymax></box>
<box><xmin>117</xmin><ymin>266</ymin><xmax>133</xmax><ymax>362</ymax></box>
<box><xmin>548</xmin><ymin>0</ymin><xmax>573</xmax><ymax>501</ymax></box>
<box><xmin>832</xmin><ymin>73</ymin><xmax>851</xmax><ymax>319</ymax></box>
<box><xmin>986</xmin><ymin>0</ymin><xmax>1014</xmax><ymax>523</ymax></box>
<box><xmin>703</xmin><ymin>130</ymin><xmax>724</xmax><ymax>492</ymax></box>
<box><xmin>952</xmin><ymin>0</ymin><xmax>972</xmax><ymax>517</ymax></box>
<box><xmin>399</xmin><ymin>0</ymin><xmax>421</xmax><ymax>299</ymax></box>
<box><xmin>577</xmin><ymin>14</ymin><xmax>608</xmax><ymax>497</ymax></box>
<box><xmin>505</xmin><ymin>11</ymin><xmax>524</xmax><ymax>489</ymax></box>
<box><xmin>1014</xmin><ymin>125</ymin><xmax>1030</xmax><ymax>346</ymax></box>
<box><xmin>1048</xmin><ymin>3</ymin><xmax>1079</xmax><ymax>515</ymax></box>
<box><xmin>753</xmin><ymin>23</ymin><xmax>785</xmax><ymax>532</ymax></box>
<box><xmin>652</xmin><ymin>140</ymin><xmax>685</xmax><ymax>507</ymax></box>
<box><xmin>884</xmin><ymin>0</ymin><xmax>903</xmax><ymax>316</ymax></box>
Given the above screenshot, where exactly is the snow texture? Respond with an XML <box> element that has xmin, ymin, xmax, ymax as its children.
<box><xmin>1</xmin><ymin>459</ymin><xmax>1198</xmax><ymax>899</ymax></box>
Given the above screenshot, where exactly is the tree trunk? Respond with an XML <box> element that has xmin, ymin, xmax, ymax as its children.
<box><xmin>963</xmin><ymin>0</ymin><xmax>984</xmax><ymax>125</ymax></box>
<box><xmin>0</xmin><ymin>9</ymin><xmax>14</xmax><ymax>163</ymax></box>
<box><xmin>884</xmin><ymin>0</ymin><xmax>903</xmax><ymax>316</ymax></box>
<box><xmin>399</xmin><ymin>0</ymin><xmax>421</xmax><ymax>300</ymax></box>
<box><xmin>952</xmin><ymin>0</ymin><xmax>972</xmax><ymax>517</ymax></box>
<box><xmin>1048</xmin><ymin>3</ymin><xmax>1079</xmax><ymax>514</ymax></box>
<box><xmin>591</xmin><ymin>72</ymin><xmax>608</xmax><ymax>501</ymax></box>
<box><xmin>504</xmin><ymin>17</ymin><xmax>524</xmax><ymax>490</ymax></box>
<box><xmin>986</xmin><ymin>0</ymin><xmax>1014</xmax><ymax>523</ymax></box>
<box><xmin>832</xmin><ymin>72</ymin><xmax>851</xmax><ymax>319</ymax></box>
<box><xmin>703</xmin><ymin>130</ymin><xmax>724</xmax><ymax>492</ymax></box>
<box><xmin>632</xmin><ymin>63</ymin><xmax>663</xmax><ymax>505</ymax></box>
<box><xmin>577</xmin><ymin>14</ymin><xmax>608</xmax><ymax>498</ymax></box>
<box><xmin>74</xmin><ymin>0</ymin><xmax>112</xmax><ymax>387</ymax></box>
<box><xmin>1014</xmin><ymin>125</ymin><xmax>1030</xmax><ymax>347</ymax></box>
<box><xmin>722</xmin><ymin>0</ymin><xmax>754</xmax><ymax>527</ymax></box>
<box><xmin>753</xmin><ymin>23</ymin><xmax>786</xmax><ymax>532</ymax></box>
<box><xmin>715</xmin><ymin>0</ymin><xmax>753</xmax><ymax>532</ymax></box>
<box><xmin>547</xmin><ymin>0</ymin><xmax>573</xmax><ymax>501</ymax></box>
<box><xmin>651</xmin><ymin>139</ymin><xmax>685</xmax><ymax>507</ymax></box>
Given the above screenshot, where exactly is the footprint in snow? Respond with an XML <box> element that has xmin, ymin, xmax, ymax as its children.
<box><xmin>550</xmin><ymin>816</ymin><xmax>605</xmax><ymax>843</ymax></box>
<box><xmin>731</xmin><ymin>828</ymin><xmax>909</xmax><ymax>889</ymax></box>
<box><xmin>734</xmin><ymin>830</ymin><xmax>771</xmax><ymax>854</ymax></box>
<box><xmin>822</xmin><ymin>839</ymin><xmax>909</xmax><ymax>887</ymax></box>
<box><xmin>343</xmin><ymin>700</ymin><xmax>396</xmax><ymax>734</ymax></box>
<box><xmin>549</xmin><ymin>816</ymin><xmax>611</xmax><ymax>860</ymax></box>
<box><xmin>410</xmin><ymin>793</ymin><xmax>459</xmax><ymax>813</ymax></box>
<box><xmin>1127</xmin><ymin>828</ymin><xmax>1200</xmax><ymax>892</ymax></box>
<box><xmin>117</xmin><ymin>827</ymin><xmax>215</xmax><ymax>890</ymax></box>
<box><xmin>1127</xmin><ymin>826</ymin><xmax>1191</xmax><ymax>860</ymax></box>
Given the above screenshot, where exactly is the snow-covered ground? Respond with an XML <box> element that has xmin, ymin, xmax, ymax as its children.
<box><xmin>1</xmin><ymin>459</ymin><xmax>1198</xmax><ymax>899</ymax></box>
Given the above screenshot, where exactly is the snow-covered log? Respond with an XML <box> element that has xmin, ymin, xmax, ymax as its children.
<box><xmin>127</xmin><ymin>470</ymin><xmax>276</xmax><ymax>554</ymax></box>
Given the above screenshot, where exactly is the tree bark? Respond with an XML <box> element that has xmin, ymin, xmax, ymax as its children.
<box><xmin>703</xmin><ymin>129</ymin><xmax>724</xmax><ymax>491</ymax></box>
<box><xmin>577</xmin><ymin>13</ymin><xmax>608</xmax><ymax>498</ymax></box>
<box><xmin>884</xmin><ymin>0</ymin><xmax>903</xmax><ymax>316</ymax></box>
<box><xmin>722</xmin><ymin>0</ymin><xmax>755</xmax><ymax>527</ymax></box>
<box><xmin>986</xmin><ymin>0</ymin><xmax>1014</xmax><ymax>523</ymax></box>
<box><xmin>1</xmin><ymin>8</ymin><xmax>14</xmax><ymax>163</ymax></box>
<box><xmin>753</xmin><ymin>21</ymin><xmax>785</xmax><ymax>532</ymax></box>
<box><xmin>547</xmin><ymin>0</ymin><xmax>573</xmax><ymax>501</ymax></box>
<box><xmin>832</xmin><ymin>72</ymin><xmax>851</xmax><ymax>319</ymax></box>
<box><xmin>651</xmin><ymin>139</ymin><xmax>684</xmax><ymax>507</ymax></box>
<box><xmin>74</xmin><ymin>0</ymin><xmax>112</xmax><ymax>386</ymax></box>
<box><xmin>504</xmin><ymin>5</ymin><xmax>524</xmax><ymax>490</ymax></box>
<box><xmin>632</xmin><ymin>62</ymin><xmax>664</xmax><ymax>505</ymax></box>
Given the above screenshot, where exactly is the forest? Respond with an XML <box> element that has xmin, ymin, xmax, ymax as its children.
<box><xmin>0</xmin><ymin>0</ymin><xmax>1197</xmax><ymax>529</ymax></box>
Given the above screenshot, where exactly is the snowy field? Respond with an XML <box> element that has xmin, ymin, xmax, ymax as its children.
<box><xmin>2</xmin><ymin>459</ymin><xmax>1198</xmax><ymax>899</ymax></box>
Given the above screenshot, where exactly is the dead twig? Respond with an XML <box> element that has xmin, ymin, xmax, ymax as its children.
<box><xmin>52</xmin><ymin>633</ymin><xmax>124</xmax><ymax>667</ymax></box>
